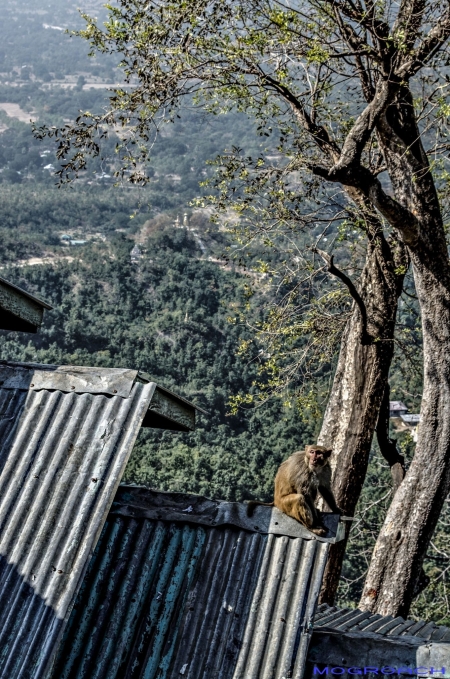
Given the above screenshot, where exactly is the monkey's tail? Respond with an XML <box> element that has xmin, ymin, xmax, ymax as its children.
<box><xmin>246</xmin><ymin>500</ymin><xmax>274</xmax><ymax>517</ymax></box>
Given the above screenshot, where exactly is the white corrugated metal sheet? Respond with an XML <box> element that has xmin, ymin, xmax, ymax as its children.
<box><xmin>50</xmin><ymin>487</ymin><xmax>344</xmax><ymax>679</ymax></box>
<box><xmin>0</xmin><ymin>362</ymin><xmax>156</xmax><ymax>679</ymax></box>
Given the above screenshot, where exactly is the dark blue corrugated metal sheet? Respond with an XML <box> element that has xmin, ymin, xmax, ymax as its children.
<box><xmin>314</xmin><ymin>603</ymin><xmax>450</xmax><ymax>641</ymax></box>
<box><xmin>0</xmin><ymin>363</ymin><xmax>156</xmax><ymax>679</ymax></box>
<box><xmin>307</xmin><ymin>604</ymin><xmax>450</xmax><ymax>678</ymax></box>
<box><xmin>51</xmin><ymin>488</ymin><xmax>333</xmax><ymax>679</ymax></box>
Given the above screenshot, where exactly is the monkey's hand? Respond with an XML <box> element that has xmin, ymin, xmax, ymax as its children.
<box><xmin>311</xmin><ymin>526</ymin><xmax>327</xmax><ymax>537</ymax></box>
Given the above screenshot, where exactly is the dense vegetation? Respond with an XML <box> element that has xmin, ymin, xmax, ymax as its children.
<box><xmin>0</xmin><ymin>224</ymin><xmax>315</xmax><ymax>501</ymax></box>
<box><xmin>0</xmin><ymin>0</ymin><xmax>312</xmax><ymax>504</ymax></box>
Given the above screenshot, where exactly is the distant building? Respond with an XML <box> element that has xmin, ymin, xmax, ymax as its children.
<box><xmin>389</xmin><ymin>400</ymin><xmax>408</xmax><ymax>417</ymax></box>
<box><xmin>401</xmin><ymin>413</ymin><xmax>420</xmax><ymax>425</ymax></box>
<box><xmin>401</xmin><ymin>413</ymin><xmax>421</xmax><ymax>442</ymax></box>
<box><xmin>0</xmin><ymin>275</ymin><xmax>52</xmax><ymax>332</ymax></box>
<box><xmin>130</xmin><ymin>244</ymin><xmax>142</xmax><ymax>263</ymax></box>
<box><xmin>60</xmin><ymin>234</ymin><xmax>86</xmax><ymax>246</ymax></box>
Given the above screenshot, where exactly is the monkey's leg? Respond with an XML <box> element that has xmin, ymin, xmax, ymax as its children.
<box><xmin>304</xmin><ymin>497</ymin><xmax>327</xmax><ymax>535</ymax></box>
<box><xmin>277</xmin><ymin>493</ymin><xmax>314</xmax><ymax>526</ymax></box>
<box><xmin>277</xmin><ymin>494</ymin><xmax>326</xmax><ymax>536</ymax></box>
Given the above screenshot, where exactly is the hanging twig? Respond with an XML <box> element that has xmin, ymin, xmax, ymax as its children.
<box><xmin>376</xmin><ymin>383</ymin><xmax>406</xmax><ymax>490</ymax></box>
<box><xmin>313</xmin><ymin>246</ymin><xmax>372</xmax><ymax>344</ymax></box>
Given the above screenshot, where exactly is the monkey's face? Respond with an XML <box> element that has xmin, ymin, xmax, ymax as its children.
<box><xmin>306</xmin><ymin>446</ymin><xmax>332</xmax><ymax>470</ymax></box>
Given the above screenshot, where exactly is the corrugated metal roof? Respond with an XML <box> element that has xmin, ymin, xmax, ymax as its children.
<box><xmin>0</xmin><ymin>361</ymin><xmax>201</xmax><ymax>679</ymax></box>
<box><xmin>0</xmin><ymin>361</ymin><xmax>202</xmax><ymax>432</ymax></box>
<box><xmin>307</xmin><ymin>604</ymin><xmax>450</xmax><ymax>678</ymax></box>
<box><xmin>0</xmin><ymin>276</ymin><xmax>52</xmax><ymax>310</ymax></box>
<box><xmin>313</xmin><ymin>603</ymin><xmax>450</xmax><ymax>641</ymax></box>
<box><xmin>110</xmin><ymin>486</ymin><xmax>345</xmax><ymax>542</ymax></box>
<box><xmin>50</xmin><ymin>487</ymin><xmax>344</xmax><ymax>679</ymax></box>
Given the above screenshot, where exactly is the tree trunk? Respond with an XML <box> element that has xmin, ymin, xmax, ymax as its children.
<box><xmin>318</xmin><ymin>230</ymin><xmax>406</xmax><ymax>604</ymax></box>
<box><xmin>360</xmin><ymin>248</ymin><xmax>450</xmax><ymax>616</ymax></box>
<box><xmin>375</xmin><ymin>383</ymin><xmax>429</xmax><ymax>596</ymax></box>
<box><xmin>360</xmin><ymin>87</ymin><xmax>450</xmax><ymax>617</ymax></box>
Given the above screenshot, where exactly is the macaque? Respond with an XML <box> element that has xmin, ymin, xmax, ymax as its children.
<box><xmin>247</xmin><ymin>445</ymin><xmax>343</xmax><ymax>536</ymax></box>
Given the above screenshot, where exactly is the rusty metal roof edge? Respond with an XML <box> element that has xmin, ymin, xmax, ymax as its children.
<box><xmin>137</xmin><ymin>373</ymin><xmax>209</xmax><ymax>415</ymax></box>
<box><xmin>0</xmin><ymin>362</ymin><xmax>208</xmax><ymax>414</ymax></box>
<box><xmin>112</xmin><ymin>485</ymin><xmax>344</xmax><ymax>542</ymax></box>
<box><xmin>0</xmin><ymin>360</ymin><xmax>136</xmax><ymax>375</ymax></box>
<box><xmin>0</xmin><ymin>275</ymin><xmax>53</xmax><ymax>310</ymax></box>
<box><xmin>0</xmin><ymin>359</ymin><xmax>59</xmax><ymax>371</ymax></box>
<box><xmin>0</xmin><ymin>362</ymin><xmax>140</xmax><ymax>399</ymax></box>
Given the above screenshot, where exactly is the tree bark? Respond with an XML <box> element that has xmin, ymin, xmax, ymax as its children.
<box><xmin>360</xmin><ymin>87</ymin><xmax>450</xmax><ymax>617</ymax></box>
<box><xmin>318</xmin><ymin>230</ymin><xmax>406</xmax><ymax>604</ymax></box>
<box><xmin>360</xmin><ymin>252</ymin><xmax>450</xmax><ymax>616</ymax></box>
<box><xmin>375</xmin><ymin>384</ymin><xmax>429</xmax><ymax>596</ymax></box>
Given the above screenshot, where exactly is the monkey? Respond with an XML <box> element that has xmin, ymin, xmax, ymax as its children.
<box><xmin>246</xmin><ymin>445</ymin><xmax>343</xmax><ymax>536</ymax></box>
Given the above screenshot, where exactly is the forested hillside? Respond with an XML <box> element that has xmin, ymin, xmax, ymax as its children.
<box><xmin>0</xmin><ymin>224</ymin><xmax>315</xmax><ymax>501</ymax></box>
<box><xmin>0</xmin><ymin>0</ymin><xmax>307</xmax><ymax>501</ymax></box>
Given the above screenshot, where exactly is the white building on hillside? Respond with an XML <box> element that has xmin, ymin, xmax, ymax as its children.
<box><xmin>389</xmin><ymin>400</ymin><xmax>408</xmax><ymax>417</ymax></box>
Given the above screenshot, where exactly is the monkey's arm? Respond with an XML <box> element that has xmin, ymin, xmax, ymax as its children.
<box><xmin>318</xmin><ymin>485</ymin><xmax>343</xmax><ymax>514</ymax></box>
<box><xmin>304</xmin><ymin>494</ymin><xmax>320</xmax><ymax>523</ymax></box>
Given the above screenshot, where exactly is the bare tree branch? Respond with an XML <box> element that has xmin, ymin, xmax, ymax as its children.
<box><xmin>311</xmin><ymin>163</ymin><xmax>420</xmax><ymax>247</ymax></box>
<box><xmin>313</xmin><ymin>246</ymin><xmax>372</xmax><ymax>344</ymax></box>
<box><xmin>332</xmin><ymin>6</ymin><xmax>376</xmax><ymax>101</ymax></box>
<box><xmin>400</xmin><ymin>8</ymin><xmax>450</xmax><ymax>76</ymax></box>
<box><xmin>392</xmin><ymin>0</ymin><xmax>426</xmax><ymax>54</ymax></box>
<box><xmin>322</xmin><ymin>0</ymin><xmax>390</xmax><ymax>53</ymax></box>
<box><xmin>376</xmin><ymin>383</ymin><xmax>406</xmax><ymax>490</ymax></box>
<box><xmin>254</xmin><ymin>70</ymin><xmax>342</xmax><ymax>162</ymax></box>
